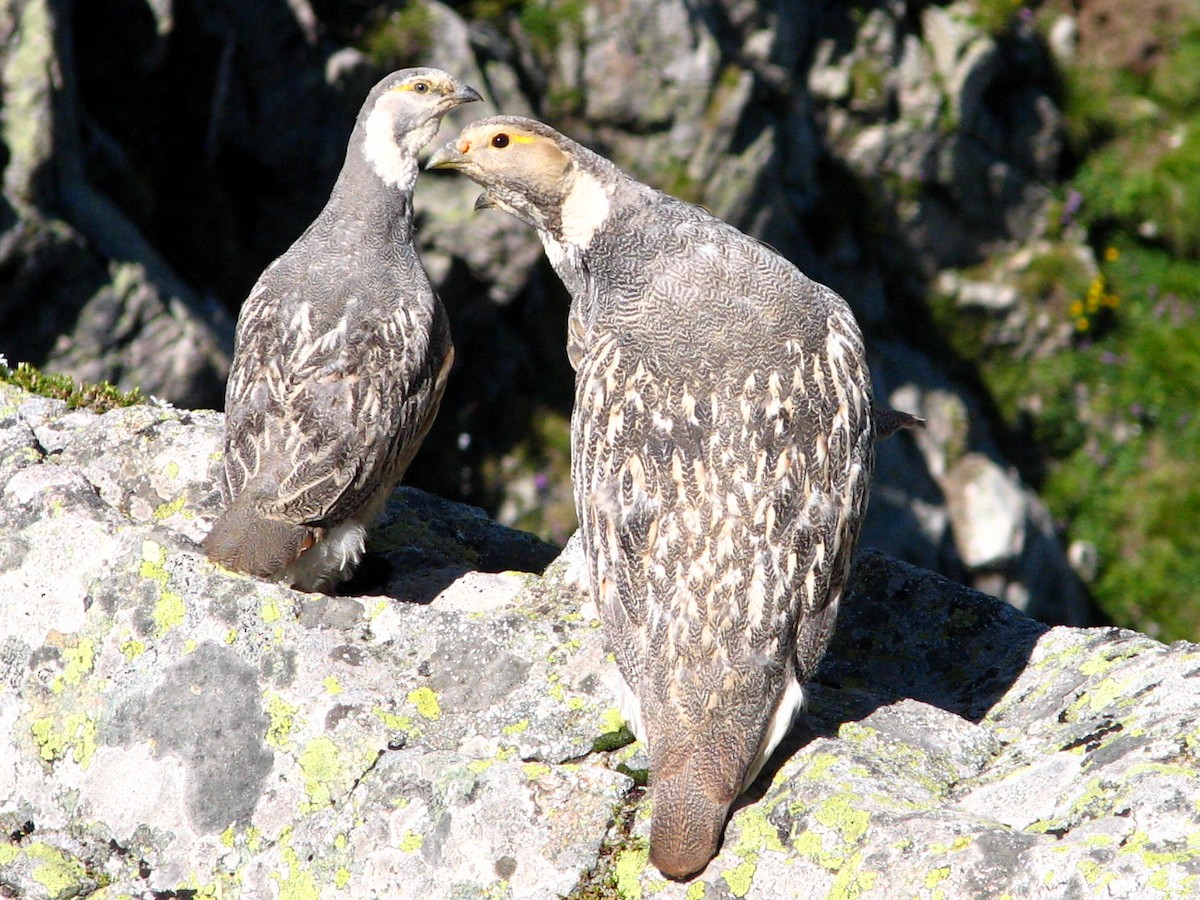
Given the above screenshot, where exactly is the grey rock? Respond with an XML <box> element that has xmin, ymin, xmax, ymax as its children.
<box><xmin>0</xmin><ymin>0</ymin><xmax>232</xmax><ymax>408</ymax></box>
<box><xmin>1</xmin><ymin>383</ymin><xmax>1197</xmax><ymax>899</ymax></box>
<box><xmin>943</xmin><ymin>453</ymin><xmax>1027</xmax><ymax>570</ymax></box>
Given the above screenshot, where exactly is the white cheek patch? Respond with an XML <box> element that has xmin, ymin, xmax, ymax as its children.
<box><xmin>362</xmin><ymin>95</ymin><xmax>414</xmax><ymax>189</ymax></box>
<box><xmin>560</xmin><ymin>170</ymin><xmax>611</xmax><ymax>250</ymax></box>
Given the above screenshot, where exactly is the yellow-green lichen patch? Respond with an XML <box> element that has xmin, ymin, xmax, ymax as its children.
<box><xmin>298</xmin><ymin>736</ymin><xmax>342</xmax><ymax>810</ymax></box>
<box><xmin>51</xmin><ymin>637</ymin><xmax>95</xmax><ymax>694</ymax></box>
<box><xmin>926</xmin><ymin>865</ymin><xmax>951</xmax><ymax>888</ymax></box>
<box><xmin>153</xmin><ymin>590</ymin><xmax>186</xmax><ymax>637</ymax></box>
<box><xmin>685</xmin><ymin>880</ymin><xmax>707</xmax><ymax>900</ymax></box>
<box><xmin>225</xmin><ymin>629</ymin><xmax>238</xmax><ymax>645</ymax></box>
<box><xmin>324</xmin><ymin>675</ymin><xmax>343</xmax><ymax>696</ymax></box>
<box><xmin>372</xmin><ymin>705</ymin><xmax>422</xmax><ymax>740</ymax></box>
<box><xmin>501</xmin><ymin>718</ymin><xmax>529</xmax><ymax>736</ymax></box>
<box><xmin>800</xmin><ymin>752</ymin><xmax>840</xmax><ymax>782</ymax></box>
<box><xmin>1076</xmin><ymin>858</ymin><xmax>1116</xmax><ymax>888</ymax></box>
<box><xmin>120</xmin><ymin>638</ymin><xmax>146</xmax><ymax>660</ymax></box>
<box><xmin>837</xmin><ymin>722</ymin><xmax>878</xmax><ymax>743</ymax></box>
<box><xmin>163</xmin><ymin>461</ymin><xmax>180</xmax><ymax>479</ymax></box>
<box><xmin>265</xmin><ymin>693</ymin><xmax>301</xmax><ymax>751</ymax></box>
<box><xmin>335</xmin><ymin>866</ymin><xmax>352</xmax><ymax>889</ymax></box>
<box><xmin>523</xmin><ymin>762</ymin><xmax>552</xmax><ymax>780</ymax></box>
<box><xmin>30</xmin><ymin>712</ymin><xmax>97</xmax><ymax>768</ymax></box>
<box><xmin>722</xmin><ymin>857</ymin><xmax>756</xmax><ymax>897</ymax></box>
<box><xmin>407</xmin><ymin>686</ymin><xmax>441</xmax><ymax>720</ymax></box>
<box><xmin>152</xmin><ymin>494</ymin><xmax>187</xmax><ymax>521</ymax></box>
<box><xmin>261</xmin><ymin>599</ymin><xmax>282</xmax><ymax>625</ymax></box>
<box><xmin>733</xmin><ymin>806</ymin><xmax>786</xmax><ymax>856</ymax></box>
<box><xmin>813</xmin><ymin>792</ymin><xmax>871</xmax><ymax>846</ymax></box>
<box><xmin>612</xmin><ymin>844</ymin><xmax>650</xmax><ymax>900</ymax></box>
<box><xmin>27</xmin><ymin>841</ymin><xmax>88</xmax><ymax>897</ymax></box>
<box><xmin>272</xmin><ymin>835</ymin><xmax>320</xmax><ymax>900</ymax></box>
<box><xmin>467</xmin><ymin>757</ymin><xmax>495</xmax><ymax>775</ymax></box>
<box><xmin>794</xmin><ymin>828</ymin><xmax>845</xmax><ymax>871</ymax></box>
<box><xmin>828</xmin><ymin>850</ymin><xmax>877</xmax><ymax>900</ymax></box>
<box><xmin>398</xmin><ymin>830</ymin><xmax>424</xmax><ymax>853</ymax></box>
<box><xmin>139</xmin><ymin>539</ymin><xmax>169</xmax><ymax>587</ymax></box>
<box><xmin>1069</xmin><ymin>672</ymin><xmax>1138</xmax><ymax>716</ymax></box>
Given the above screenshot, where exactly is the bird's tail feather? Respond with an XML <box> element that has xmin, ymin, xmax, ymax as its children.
<box><xmin>648</xmin><ymin>751</ymin><xmax>735</xmax><ymax>881</ymax></box>
<box><xmin>202</xmin><ymin>498</ymin><xmax>316</xmax><ymax>580</ymax></box>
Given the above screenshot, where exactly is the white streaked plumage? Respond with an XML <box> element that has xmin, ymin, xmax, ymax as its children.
<box><xmin>203</xmin><ymin>68</ymin><xmax>480</xmax><ymax>591</ymax></box>
<box><xmin>428</xmin><ymin>116</ymin><xmax>896</xmax><ymax>880</ymax></box>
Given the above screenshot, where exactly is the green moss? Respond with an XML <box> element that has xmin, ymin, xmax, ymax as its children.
<box><xmin>0</xmin><ymin>360</ymin><xmax>144</xmax><ymax>411</ymax></box>
<box><xmin>520</xmin><ymin>0</ymin><xmax>585</xmax><ymax>56</ymax></box>
<box><xmin>969</xmin><ymin>0</ymin><xmax>1023</xmax><ymax>35</ymax></box>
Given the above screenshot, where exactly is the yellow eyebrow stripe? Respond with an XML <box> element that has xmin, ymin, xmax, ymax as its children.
<box><xmin>511</xmin><ymin>134</ymin><xmax>537</xmax><ymax>144</ymax></box>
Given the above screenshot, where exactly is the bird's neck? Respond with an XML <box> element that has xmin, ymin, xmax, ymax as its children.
<box><xmin>326</xmin><ymin>139</ymin><xmax>416</xmax><ymax>239</ymax></box>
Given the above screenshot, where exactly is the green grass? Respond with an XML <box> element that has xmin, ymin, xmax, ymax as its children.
<box><xmin>0</xmin><ymin>360</ymin><xmax>145</xmax><ymax>413</ymax></box>
<box><xmin>1037</xmin><ymin>245</ymin><xmax>1200</xmax><ymax>638</ymax></box>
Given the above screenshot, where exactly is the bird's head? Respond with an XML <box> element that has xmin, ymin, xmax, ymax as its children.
<box><xmin>359</xmin><ymin>68</ymin><xmax>482</xmax><ymax>189</ymax></box>
<box><xmin>426</xmin><ymin>116</ymin><xmax>590</xmax><ymax>237</ymax></box>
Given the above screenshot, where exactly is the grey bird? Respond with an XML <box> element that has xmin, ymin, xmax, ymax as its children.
<box><xmin>430</xmin><ymin>117</ymin><xmax>879</xmax><ymax>879</ymax></box>
<box><xmin>203</xmin><ymin>68</ymin><xmax>481</xmax><ymax>592</ymax></box>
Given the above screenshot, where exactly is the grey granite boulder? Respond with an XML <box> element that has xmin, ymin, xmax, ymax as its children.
<box><xmin>2</xmin><ymin>383</ymin><xmax>1197</xmax><ymax>899</ymax></box>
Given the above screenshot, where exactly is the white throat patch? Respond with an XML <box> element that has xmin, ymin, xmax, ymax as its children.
<box><xmin>560</xmin><ymin>170</ymin><xmax>611</xmax><ymax>250</ymax></box>
<box><xmin>362</xmin><ymin>96</ymin><xmax>415</xmax><ymax>190</ymax></box>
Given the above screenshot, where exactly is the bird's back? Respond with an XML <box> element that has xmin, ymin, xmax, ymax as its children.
<box><xmin>570</xmin><ymin>189</ymin><xmax>874</xmax><ymax>877</ymax></box>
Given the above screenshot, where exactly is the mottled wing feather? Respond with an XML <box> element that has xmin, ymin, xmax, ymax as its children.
<box><xmin>222</xmin><ymin>238</ymin><xmax>448</xmax><ymax>528</ymax></box>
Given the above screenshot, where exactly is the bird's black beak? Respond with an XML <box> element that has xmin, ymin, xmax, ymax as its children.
<box><xmin>474</xmin><ymin>192</ymin><xmax>496</xmax><ymax>211</ymax></box>
<box><xmin>426</xmin><ymin>143</ymin><xmax>468</xmax><ymax>171</ymax></box>
<box><xmin>449</xmin><ymin>84</ymin><xmax>483</xmax><ymax>108</ymax></box>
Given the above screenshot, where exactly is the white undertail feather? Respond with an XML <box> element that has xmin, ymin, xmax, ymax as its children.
<box><xmin>744</xmin><ymin>671</ymin><xmax>805</xmax><ymax>789</ymax></box>
<box><xmin>283</xmin><ymin>520</ymin><xmax>367</xmax><ymax>591</ymax></box>
<box><xmin>616</xmin><ymin>674</ymin><xmax>647</xmax><ymax>745</ymax></box>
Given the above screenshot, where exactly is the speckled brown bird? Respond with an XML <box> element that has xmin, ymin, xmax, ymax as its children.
<box><xmin>203</xmin><ymin>68</ymin><xmax>481</xmax><ymax>592</ymax></box>
<box><xmin>430</xmin><ymin>117</ymin><xmax>878</xmax><ymax>878</ymax></box>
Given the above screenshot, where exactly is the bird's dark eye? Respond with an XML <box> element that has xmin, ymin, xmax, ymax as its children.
<box><xmin>491</xmin><ymin>134</ymin><xmax>510</xmax><ymax>149</ymax></box>
<box><xmin>413</xmin><ymin>82</ymin><xmax>429</xmax><ymax>94</ymax></box>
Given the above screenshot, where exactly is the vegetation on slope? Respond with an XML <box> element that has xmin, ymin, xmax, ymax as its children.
<box><xmin>941</xmin><ymin>2</ymin><xmax>1200</xmax><ymax>638</ymax></box>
